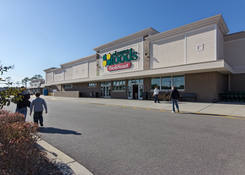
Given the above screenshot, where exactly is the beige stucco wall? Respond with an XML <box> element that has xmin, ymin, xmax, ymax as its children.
<box><xmin>64</xmin><ymin>66</ymin><xmax>73</xmax><ymax>80</ymax></box>
<box><xmin>98</xmin><ymin>38</ymin><xmax>144</xmax><ymax>76</ymax></box>
<box><xmin>72</xmin><ymin>62</ymin><xmax>88</xmax><ymax>79</ymax></box>
<box><xmin>151</xmin><ymin>35</ymin><xmax>185</xmax><ymax>68</ymax></box>
<box><xmin>150</xmin><ymin>25</ymin><xmax>217</xmax><ymax>69</ymax></box>
<box><xmin>59</xmin><ymin>56</ymin><xmax>97</xmax><ymax>81</ymax></box>
<box><xmin>89</xmin><ymin>60</ymin><xmax>97</xmax><ymax>78</ymax></box>
<box><xmin>54</xmin><ymin>70</ymin><xmax>64</xmax><ymax>82</ymax></box>
<box><xmin>46</xmin><ymin>72</ymin><xmax>54</xmax><ymax>84</ymax></box>
<box><xmin>185</xmin><ymin>72</ymin><xmax>227</xmax><ymax>102</ymax></box>
<box><xmin>224</xmin><ymin>38</ymin><xmax>245</xmax><ymax>73</ymax></box>
<box><xmin>186</xmin><ymin>25</ymin><xmax>216</xmax><ymax>64</ymax></box>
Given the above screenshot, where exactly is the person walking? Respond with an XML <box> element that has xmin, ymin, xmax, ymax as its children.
<box><xmin>170</xmin><ymin>86</ymin><xmax>180</xmax><ymax>113</ymax></box>
<box><xmin>15</xmin><ymin>88</ymin><xmax>31</xmax><ymax>120</ymax></box>
<box><xmin>30</xmin><ymin>93</ymin><xmax>48</xmax><ymax>126</ymax></box>
<box><xmin>153</xmin><ymin>86</ymin><xmax>160</xmax><ymax>103</ymax></box>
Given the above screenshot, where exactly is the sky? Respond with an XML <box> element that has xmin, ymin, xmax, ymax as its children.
<box><xmin>0</xmin><ymin>0</ymin><xmax>245</xmax><ymax>85</ymax></box>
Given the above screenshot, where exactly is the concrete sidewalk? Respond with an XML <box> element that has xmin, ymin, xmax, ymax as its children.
<box><xmin>44</xmin><ymin>96</ymin><xmax>245</xmax><ymax>117</ymax></box>
<box><xmin>37</xmin><ymin>139</ymin><xmax>93</xmax><ymax>175</ymax></box>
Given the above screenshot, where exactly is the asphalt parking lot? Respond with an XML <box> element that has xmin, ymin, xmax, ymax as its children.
<box><xmin>6</xmin><ymin>97</ymin><xmax>245</xmax><ymax>175</ymax></box>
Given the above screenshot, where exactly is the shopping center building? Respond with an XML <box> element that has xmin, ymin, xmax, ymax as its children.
<box><xmin>44</xmin><ymin>14</ymin><xmax>245</xmax><ymax>102</ymax></box>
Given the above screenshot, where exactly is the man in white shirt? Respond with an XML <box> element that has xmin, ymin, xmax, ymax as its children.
<box><xmin>30</xmin><ymin>93</ymin><xmax>48</xmax><ymax>126</ymax></box>
<box><xmin>153</xmin><ymin>86</ymin><xmax>160</xmax><ymax>103</ymax></box>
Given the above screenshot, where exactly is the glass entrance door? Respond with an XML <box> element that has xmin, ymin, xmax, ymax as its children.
<box><xmin>128</xmin><ymin>85</ymin><xmax>133</xmax><ymax>99</ymax></box>
<box><xmin>138</xmin><ymin>84</ymin><xmax>143</xmax><ymax>100</ymax></box>
<box><xmin>128</xmin><ymin>79</ymin><xmax>144</xmax><ymax>100</ymax></box>
<box><xmin>101</xmin><ymin>82</ymin><xmax>111</xmax><ymax>98</ymax></box>
<box><xmin>104</xmin><ymin>86</ymin><xmax>111</xmax><ymax>97</ymax></box>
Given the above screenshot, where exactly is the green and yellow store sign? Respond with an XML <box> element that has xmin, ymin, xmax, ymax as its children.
<box><xmin>102</xmin><ymin>48</ymin><xmax>138</xmax><ymax>71</ymax></box>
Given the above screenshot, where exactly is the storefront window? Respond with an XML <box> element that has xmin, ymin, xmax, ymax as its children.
<box><xmin>173</xmin><ymin>76</ymin><xmax>185</xmax><ymax>90</ymax></box>
<box><xmin>88</xmin><ymin>83</ymin><xmax>97</xmax><ymax>87</ymax></box>
<box><xmin>63</xmin><ymin>84</ymin><xmax>72</xmax><ymax>89</ymax></box>
<box><xmin>150</xmin><ymin>76</ymin><xmax>185</xmax><ymax>91</ymax></box>
<box><xmin>128</xmin><ymin>79</ymin><xmax>143</xmax><ymax>86</ymax></box>
<box><xmin>161</xmin><ymin>77</ymin><xmax>172</xmax><ymax>90</ymax></box>
<box><xmin>113</xmin><ymin>80</ymin><xmax>126</xmax><ymax>90</ymax></box>
<box><xmin>151</xmin><ymin>78</ymin><xmax>160</xmax><ymax>89</ymax></box>
<box><xmin>101</xmin><ymin>82</ymin><xmax>111</xmax><ymax>86</ymax></box>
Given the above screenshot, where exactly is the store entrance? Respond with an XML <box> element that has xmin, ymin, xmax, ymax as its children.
<box><xmin>101</xmin><ymin>82</ymin><xmax>111</xmax><ymax>98</ymax></box>
<box><xmin>133</xmin><ymin>85</ymin><xmax>138</xmax><ymax>99</ymax></box>
<box><xmin>128</xmin><ymin>79</ymin><xmax>143</xmax><ymax>100</ymax></box>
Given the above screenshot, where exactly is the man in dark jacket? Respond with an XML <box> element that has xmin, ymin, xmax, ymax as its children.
<box><xmin>16</xmin><ymin>92</ymin><xmax>31</xmax><ymax>120</ymax></box>
<box><xmin>170</xmin><ymin>86</ymin><xmax>180</xmax><ymax>113</ymax></box>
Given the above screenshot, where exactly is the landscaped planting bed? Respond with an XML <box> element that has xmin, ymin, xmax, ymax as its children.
<box><xmin>0</xmin><ymin>110</ymin><xmax>65</xmax><ymax>175</ymax></box>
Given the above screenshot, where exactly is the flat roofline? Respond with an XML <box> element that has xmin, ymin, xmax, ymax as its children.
<box><xmin>43</xmin><ymin>67</ymin><xmax>58</xmax><ymax>72</ymax></box>
<box><xmin>147</xmin><ymin>14</ymin><xmax>229</xmax><ymax>41</ymax></box>
<box><xmin>93</xmin><ymin>27</ymin><xmax>159</xmax><ymax>52</ymax></box>
<box><xmin>224</xmin><ymin>31</ymin><xmax>245</xmax><ymax>42</ymax></box>
<box><xmin>44</xmin><ymin>54</ymin><xmax>97</xmax><ymax>73</ymax></box>
<box><xmin>60</xmin><ymin>54</ymin><xmax>96</xmax><ymax>67</ymax></box>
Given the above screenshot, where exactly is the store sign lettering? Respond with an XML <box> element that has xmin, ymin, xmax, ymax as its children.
<box><xmin>102</xmin><ymin>48</ymin><xmax>138</xmax><ymax>71</ymax></box>
<box><xmin>107</xmin><ymin>62</ymin><xmax>131</xmax><ymax>71</ymax></box>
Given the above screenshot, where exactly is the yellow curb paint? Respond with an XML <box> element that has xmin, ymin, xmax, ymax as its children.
<box><xmin>187</xmin><ymin>112</ymin><xmax>245</xmax><ymax>120</ymax></box>
<box><xmin>204</xmin><ymin>115</ymin><xmax>245</xmax><ymax>120</ymax></box>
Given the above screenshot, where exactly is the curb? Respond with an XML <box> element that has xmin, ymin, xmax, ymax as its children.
<box><xmin>37</xmin><ymin>139</ymin><xmax>93</xmax><ymax>175</ymax></box>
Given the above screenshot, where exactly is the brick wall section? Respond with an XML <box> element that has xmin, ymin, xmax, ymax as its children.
<box><xmin>217</xmin><ymin>73</ymin><xmax>228</xmax><ymax>93</ymax></box>
<box><xmin>111</xmin><ymin>91</ymin><xmax>127</xmax><ymax>99</ymax></box>
<box><xmin>185</xmin><ymin>72</ymin><xmax>227</xmax><ymax>102</ymax></box>
<box><xmin>230</xmin><ymin>73</ymin><xmax>245</xmax><ymax>91</ymax></box>
<box><xmin>63</xmin><ymin>83</ymin><xmax>101</xmax><ymax>97</ymax></box>
<box><xmin>47</xmin><ymin>85</ymin><xmax>60</xmax><ymax>92</ymax></box>
<box><xmin>57</xmin><ymin>85</ymin><xmax>62</xmax><ymax>91</ymax></box>
<box><xmin>54</xmin><ymin>91</ymin><xmax>80</xmax><ymax>98</ymax></box>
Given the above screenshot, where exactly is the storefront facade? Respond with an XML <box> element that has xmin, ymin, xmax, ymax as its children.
<box><xmin>44</xmin><ymin>15</ymin><xmax>245</xmax><ymax>102</ymax></box>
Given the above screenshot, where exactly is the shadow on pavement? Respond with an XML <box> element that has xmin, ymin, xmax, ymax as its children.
<box><xmin>216</xmin><ymin>102</ymin><xmax>245</xmax><ymax>105</ymax></box>
<box><xmin>38</xmin><ymin>127</ymin><xmax>82</xmax><ymax>135</ymax></box>
<box><xmin>181</xmin><ymin>112</ymin><xmax>228</xmax><ymax>117</ymax></box>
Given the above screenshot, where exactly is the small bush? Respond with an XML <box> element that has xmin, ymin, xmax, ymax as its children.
<box><xmin>0</xmin><ymin>110</ymin><xmax>50</xmax><ymax>175</ymax></box>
